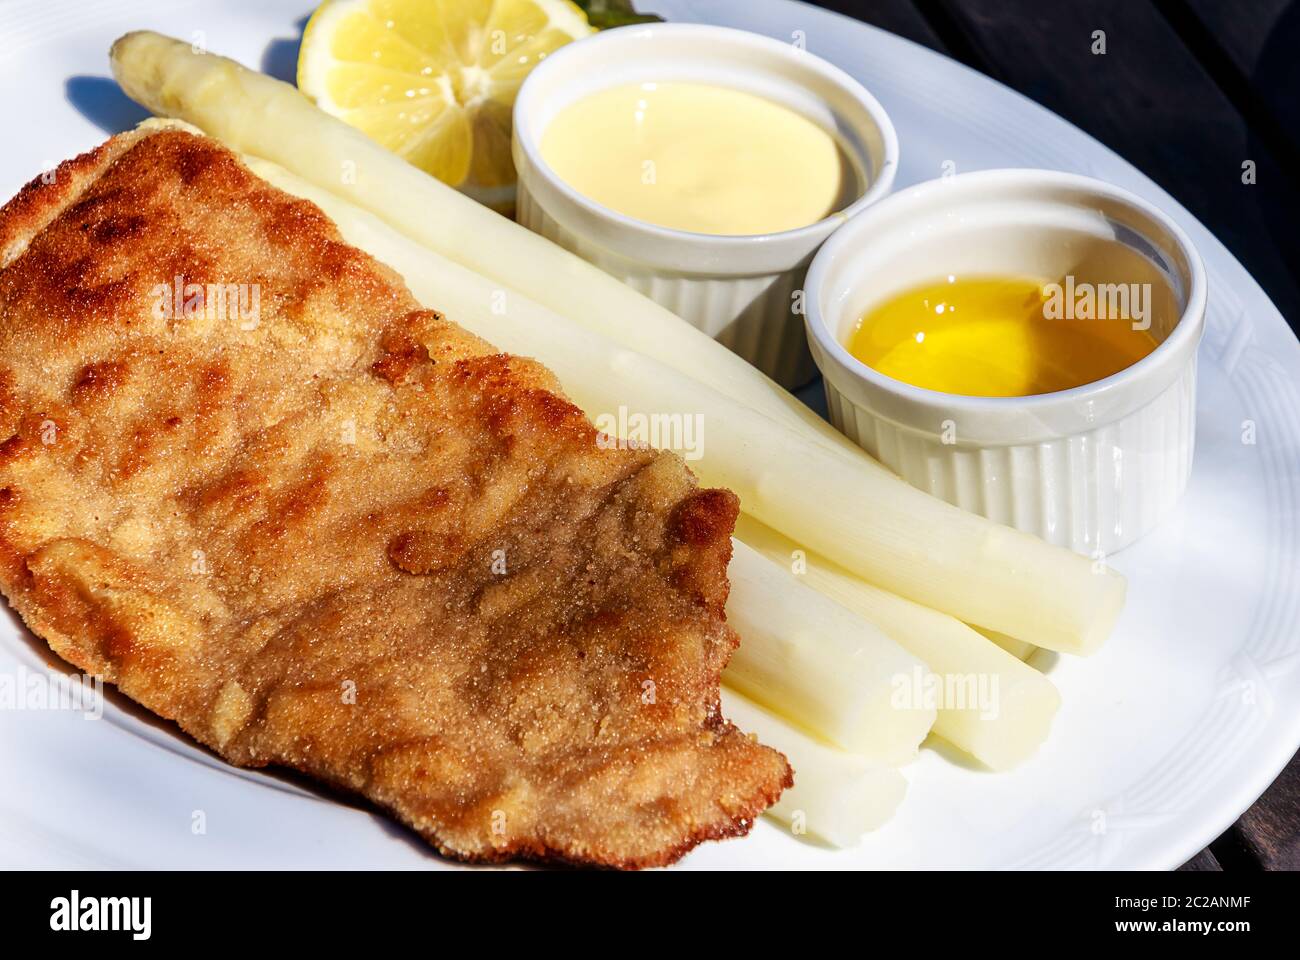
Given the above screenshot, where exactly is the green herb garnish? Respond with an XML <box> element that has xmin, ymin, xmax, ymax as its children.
<box><xmin>574</xmin><ymin>0</ymin><xmax>663</xmax><ymax>29</ymax></box>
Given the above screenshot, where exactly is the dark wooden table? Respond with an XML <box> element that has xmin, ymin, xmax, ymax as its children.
<box><xmin>804</xmin><ymin>0</ymin><xmax>1299</xmax><ymax>871</ymax></box>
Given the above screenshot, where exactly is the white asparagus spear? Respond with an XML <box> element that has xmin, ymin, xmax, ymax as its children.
<box><xmin>725</xmin><ymin>541</ymin><xmax>935</xmax><ymax>764</ymax></box>
<box><xmin>734</xmin><ymin>516</ymin><xmax>1060</xmax><ymax>770</ymax></box>
<box><xmin>108</xmin><ymin>30</ymin><xmax>843</xmax><ymax>453</ymax></box>
<box><xmin>722</xmin><ymin>689</ymin><xmax>907</xmax><ymax>846</ymax></box>
<box><xmin>234</xmin><ymin>151</ymin><xmax>1125</xmax><ymax>653</ymax></box>
<box><xmin>111</xmin><ymin>34</ymin><xmax>1127</xmax><ymax>653</ymax></box>
<box><xmin>241</xmin><ymin>154</ymin><xmax>1126</xmax><ymax>654</ymax></box>
<box><xmin>218</xmin><ymin>141</ymin><xmax>1123</xmax><ymax>650</ymax></box>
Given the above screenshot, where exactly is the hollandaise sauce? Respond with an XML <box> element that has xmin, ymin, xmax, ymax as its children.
<box><xmin>846</xmin><ymin>276</ymin><xmax>1161</xmax><ymax>397</ymax></box>
<box><xmin>539</xmin><ymin>81</ymin><xmax>854</xmax><ymax>236</ymax></box>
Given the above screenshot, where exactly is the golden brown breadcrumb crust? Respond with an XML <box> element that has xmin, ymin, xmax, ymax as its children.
<box><xmin>0</xmin><ymin>128</ymin><xmax>790</xmax><ymax>869</ymax></box>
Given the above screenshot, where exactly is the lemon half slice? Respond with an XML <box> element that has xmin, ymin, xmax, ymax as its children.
<box><xmin>298</xmin><ymin>0</ymin><xmax>593</xmax><ymax>208</ymax></box>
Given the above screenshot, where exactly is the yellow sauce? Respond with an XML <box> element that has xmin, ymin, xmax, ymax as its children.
<box><xmin>846</xmin><ymin>276</ymin><xmax>1161</xmax><ymax>397</ymax></box>
<box><xmin>540</xmin><ymin>81</ymin><xmax>852</xmax><ymax>235</ymax></box>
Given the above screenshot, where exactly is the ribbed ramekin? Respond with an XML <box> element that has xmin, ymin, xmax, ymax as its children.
<box><xmin>512</xmin><ymin>23</ymin><xmax>898</xmax><ymax>388</ymax></box>
<box><xmin>805</xmin><ymin>170</ymin><xmax>1207</xmax><ymax>556</ymax></box>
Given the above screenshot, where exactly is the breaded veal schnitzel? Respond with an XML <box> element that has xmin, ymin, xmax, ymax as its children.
<box><xmin>0</xmin><ymin>125</ymin><xmax>790</xmax><ymax>868</ymax></box>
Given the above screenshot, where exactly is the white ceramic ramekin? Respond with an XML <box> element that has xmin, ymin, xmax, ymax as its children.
<box><xmin>805</xmin><ymin>170</ymin><xmax>1207</xmax><ymax>556</ymax></box>
<box><xmin>512</xmin><ymin>23</ymin><xmax>898</xmax><ymax>388</ymax></box>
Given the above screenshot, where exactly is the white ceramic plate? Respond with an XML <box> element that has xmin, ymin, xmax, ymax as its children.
<box><xmin>0</xmin><ymin>0</ymin><xmax>1296</xmax><ymax>870</ymax></box>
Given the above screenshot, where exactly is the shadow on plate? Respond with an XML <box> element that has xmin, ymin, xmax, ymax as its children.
<box><xmin>263</xmin><ymin>14</ymin><xmax>311</xmax><ymax>83</ymax></box>
<box><xmin>65</xmin><ymin>75</ymin><xmax>151</xmax><ymax>135</ymax></box>
<box><xmin>65</xmin><ymin>10</ymin><xmax>311</xmax><ymax>138</ymax></box>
